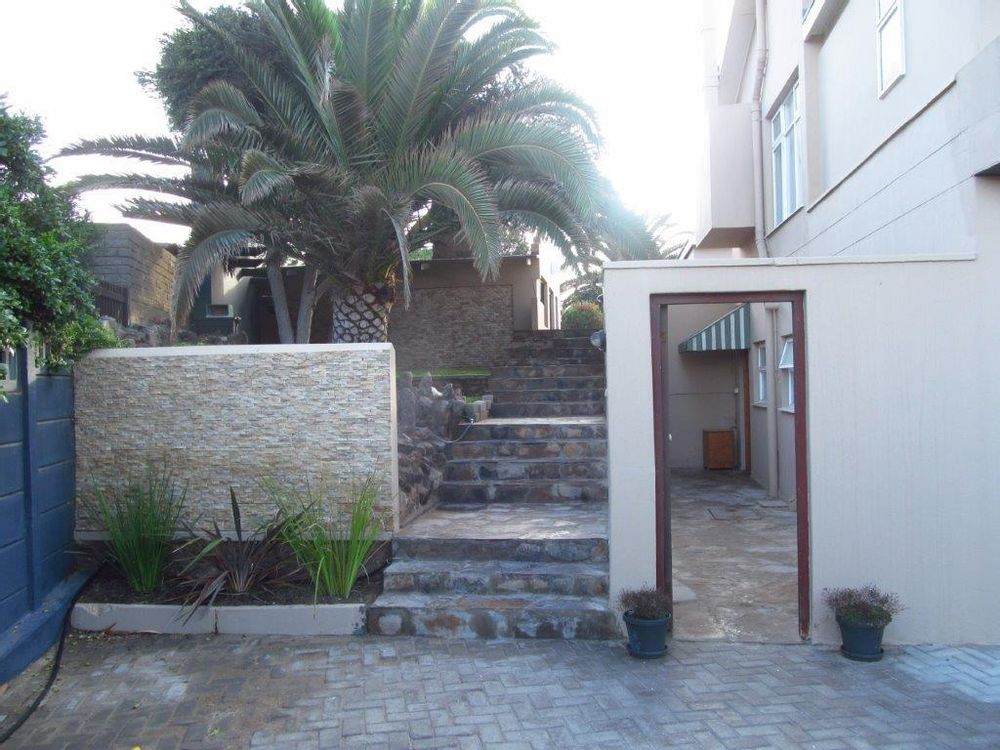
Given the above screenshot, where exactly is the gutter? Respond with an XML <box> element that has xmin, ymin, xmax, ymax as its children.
<box><xmin>751</xmin><ymin>0</ymin><xmax>770</xmax><ymax>258</ymax></box>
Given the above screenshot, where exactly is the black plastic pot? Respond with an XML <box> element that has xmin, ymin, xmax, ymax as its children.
<box><xmin>623</xmin><ymin>611</ymin><xmax>670</xmax><ymax>659</ymax></box>
<box><xmin>836</xmin><ymin>615</ymin><xmax>886</xmax><ymax>661</ymax></box>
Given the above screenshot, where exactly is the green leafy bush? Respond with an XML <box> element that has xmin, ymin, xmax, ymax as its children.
<box><xmin>0</xmin><ymin>97</ymin><xmax>114</xmax><ymax>383</ymax></box>
<box><xmin>561</xmin><ymin>302</ymin><xmax>604</xmax><ymax>331</ymax></box>
<box><xmin>90</xmin><ymin>467</ymin><xmax>187</xmax><ymax>593</ymax></box>
<box><xmin>266</xmin><ymin>475</ymin><xmax>382</xmax><ymax>600</ymax></box>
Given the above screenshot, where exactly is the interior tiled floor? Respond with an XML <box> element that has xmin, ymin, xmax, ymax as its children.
<box><xmin>670</xmin><ymin>470</ymin><xmax>800</xmax><ymax>643</ymax></box>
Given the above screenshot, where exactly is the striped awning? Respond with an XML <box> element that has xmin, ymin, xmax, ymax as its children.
<box><xmin>679</xmin><ymin>304</ymin><xmax>751</xmax><ymax>352</ymax></box>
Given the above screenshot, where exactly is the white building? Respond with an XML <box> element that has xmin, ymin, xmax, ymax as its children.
<box><xmin>601</xmin><ymin>0</ymin><xmax>1000</xmax><ymax>645</ymax></box>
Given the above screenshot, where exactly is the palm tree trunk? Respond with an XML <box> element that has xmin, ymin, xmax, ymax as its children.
<box><xmin>265</xmin><ymin>258</ymin><xmax>295</xmax><ymax>344</ymax></box>
<box><xmin>329</xmin><ymin>283</ymin><xmax>394</xmax><ymax>343</ymax></box>
<box><xmin>295</xmin><ymin>266</ymin><xmax>319</xmax><ymax>344</ymax></box>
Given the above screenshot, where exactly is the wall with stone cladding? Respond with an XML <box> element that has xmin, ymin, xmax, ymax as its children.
<box><xmin>74</xmin><ymin>344</ymin><xmax>400</xmax><ymax>534</ymax></box>
<box><xmin>88</xmin><ymin>224</ymin><xmax>176</xmax><ymax>324</ymax></box>
<box><xmin>390</xmin><ymin>285</ymin><xmax>513</xmax><ymax>371</ymax></box>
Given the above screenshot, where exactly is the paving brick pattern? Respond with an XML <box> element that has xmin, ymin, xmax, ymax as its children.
<box><xmin>7</xmin><ymin>635</ymin><xmax>999</xmax><ymax>749</ymax></box>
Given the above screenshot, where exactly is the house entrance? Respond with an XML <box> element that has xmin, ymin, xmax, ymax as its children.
<box><xmin>651</xmin><ymin>293</ymin><xmax>809</xmax><ymax>641</ymax></box>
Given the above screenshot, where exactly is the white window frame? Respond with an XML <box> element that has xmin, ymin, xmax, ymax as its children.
<box><xmin>876</xmin><ymin>0</ymin><xmax>905</xmax><ymax>97</ymax></box>
<box><xmin>778</xmin><ymin>337</ymin><xmax>795</xmax><ymax>411</ymax></box>
<box><xmin>755</xmin><ymin>342</ymin><xmax>768</xmax><ymax>404</ymax></box>
<box><xmin>1</xmin><ymin>348</ymin><xmax>19</xmax><ymax>393</ymax></box>
<box><xmin>770</xmin><ymin>82</ymin><xmax>803</xmax><ymax>227</ymax></box>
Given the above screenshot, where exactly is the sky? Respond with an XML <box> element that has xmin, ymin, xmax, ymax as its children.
<box><xmin>0</xmin><ymin>1</ymin><xmax>703</xmax><ymax>249</ymax></box>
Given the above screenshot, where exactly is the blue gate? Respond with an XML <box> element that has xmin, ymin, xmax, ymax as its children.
<box><xmin>0</xmin><ymin>347</ymin><xmax>86</xmax><ymax>683</ymax></box>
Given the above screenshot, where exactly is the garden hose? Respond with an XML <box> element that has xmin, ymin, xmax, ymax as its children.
<box><xmin>0</xmin><ymin>565</ymin><xmax>101</xmax><ymax>745</ymax></box>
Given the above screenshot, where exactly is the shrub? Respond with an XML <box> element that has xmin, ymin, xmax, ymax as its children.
<box><xmin>178</xmin><ymin>487</ymin><xmax>297</xmax><ymax>620</ymax></box>
<box><xmin>561</xmin><ymin>302</ymin><xmax>604</xmax><ymax>331</ymax></box>
<box><xmin>0</xmin><ymin>98</ymin><xmax>111</xmax><ymax>384</ymax></box>
<box><xmin>90</xmin><ymin>467</ymin><xmax>186</xmax><ymax>593</ymax></box>
<box><xmin>823</xmin><ymin>585</ymin><xmax>903</xmax><ymax>628</ymax></box>
<box><xmin>618</xmin><ymin>587</ymin><xmax>672</xmax><ymax>620</ymax></box>
<box><xmin>266</xmin><ymin>475</ymin><xmax>383</xmax><ymax>600</ymax></box>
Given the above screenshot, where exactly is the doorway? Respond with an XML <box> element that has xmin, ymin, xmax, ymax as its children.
<box><xmin>650</xmin><ymin>292</ymin><xmax>810</xmax><ymax>640</ymax></box>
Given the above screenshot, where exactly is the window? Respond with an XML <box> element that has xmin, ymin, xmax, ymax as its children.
<box><xmin>770</xmin><ymin>82</ymin><xmax>802</xmax><ymax>226</ymax></box>
<box><xmin>876</xmin><ymin>0</ymin><xmax>905</xmax><ymax>95</ymax></box>
<box><xmin>1</xmin><ymin>348</ymin><xmax>19</xmax><ymax>393</ymax></box>
<box><xmin>779</xmin><ymin>337</ymin><xmax>795</xmax><ymax>410</ymax></box>
<box><xmin>755</xmin><ymin>343</ymin><xmax>768</xmax><ymax>403</ymax></box>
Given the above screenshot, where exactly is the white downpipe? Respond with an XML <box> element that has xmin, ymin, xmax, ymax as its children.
<box><xmin>765</xmin><ymin>303</ymin><xmax>780</xmax><ymax>497</ymax></box>
<box><xmin>751</xmin><ymin>0</ymin><xmax>770</xmax><ymax>258</ymax></box>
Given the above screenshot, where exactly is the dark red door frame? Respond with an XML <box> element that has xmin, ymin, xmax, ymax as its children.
<box><xmin>650</xmin><ymin>291</ymin><xmax>810</xmax><ymax>640</ymax></box>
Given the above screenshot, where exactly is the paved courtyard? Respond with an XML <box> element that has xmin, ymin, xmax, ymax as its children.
<box><xmin>5</xmin><ymin>633</ymin><xmax>999</xmax><ymax>749</ymax></box>
<box><xmin>671</xmin><ymin>471</ymin><xmax>799</xmax><ymax>643</ymax></box>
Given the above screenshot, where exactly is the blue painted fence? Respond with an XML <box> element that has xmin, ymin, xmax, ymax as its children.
<box><xmin>0</xmin><ymin>347</ymin><xmax>85</xmax><ymax>683</ymax></box>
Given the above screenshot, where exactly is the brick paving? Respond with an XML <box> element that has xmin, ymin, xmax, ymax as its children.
<box><xmin>5</xmin><ymin>634</ymin><xmax>999</xmax><ymax>749</ymax></box>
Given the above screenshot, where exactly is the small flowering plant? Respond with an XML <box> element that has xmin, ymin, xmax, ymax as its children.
<box><xmin>823</xmin><ymin>584</ymin><xmax>902</xmax><ymax>628</ymax></box>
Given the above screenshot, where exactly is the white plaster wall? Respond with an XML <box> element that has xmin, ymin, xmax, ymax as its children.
<box><xmin>604</xmin><ymin>250</ymin><xmax>1000</xmax><ymax>645</ymax></box>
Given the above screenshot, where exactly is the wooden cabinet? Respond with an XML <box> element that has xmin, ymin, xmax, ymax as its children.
<box><xmin>703</xmin><ymin>430</ymin><xmax>736</xmax><ymax>470</ymax></box>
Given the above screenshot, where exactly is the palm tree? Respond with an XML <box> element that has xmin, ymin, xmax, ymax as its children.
<box><xmin>67</xmin><ymin>0</ymin><xmax>654</xmax><ymax>343</ymax></box>
<box><xmin>58</xmin><ymin>135</ymin><xmax>311</xmax><ymax>343</ymax></box>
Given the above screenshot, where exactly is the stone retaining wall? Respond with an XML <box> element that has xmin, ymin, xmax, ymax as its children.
<box><xmin>389</xmin><ymin>285</ymin><xmax>513</xmax><ymax>371</ymax></box>
<box><xmin>88</xmin><ymin>224</ymin><xmax>176</xmax><ymax>324</ymax></box>
<box><xmin>74</xmin><ymin>344</ymin><xmax>399</xmax><ymax>534</ymax></box>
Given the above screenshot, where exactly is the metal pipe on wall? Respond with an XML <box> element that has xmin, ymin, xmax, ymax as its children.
<box><xmin>765</xmin><ymin>302</ymin><xmax>780</xmax><ymax>496</ymax></box>
<box><xmin>751</xmin><ymin>0</ymin><xmax>770</xmax><ymax>258</ymax></box>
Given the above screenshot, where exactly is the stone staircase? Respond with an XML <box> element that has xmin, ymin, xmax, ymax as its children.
<box><xmin>368</xmin><ymin>330</ymin><xmax>617</xmax><ymax>640</ymax></box>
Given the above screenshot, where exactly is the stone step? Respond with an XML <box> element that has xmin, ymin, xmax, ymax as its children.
<box><xmin>444</xmin><ymin>458</ymin><xmax>607</xmax><ymax>482</ymax></box>
<box><xmin>394</xmin><ymin>535</ymin><xmax>608</xmax><ymax>563</ymax></box>
<box><xmin>489</xmin><ymin>401</ymin><xmax>606</xmax><ymax>418</ymax></box>
<box><xmin>382</xmin><ymin>559</ymin><xmax>608</xmax><ymax>597</ymax></box>
<box><xmin>367</xmin><ymin>592</ymin><xmax>619</xmax><ymax>639</ymax></box>
<box><xmin>512</xmin><ymin>330</ymin><xmax>596</xmax><ymax>341</ymax></box>
<box><xmin>507</xmin><ymin>355</ymin><xmax>604</xmax><ymax>366</ymax></box>
<box><xmin>508</xmin><ymin>343</ymin><xmax>601</xmax><ymax>357</ymax></box>
<box><xmin>449</xmin><ymin>438</ymin><xmax>607</xmax><ymax>460</ymax></box>
<box><xmin>488</xmin><ymin>375</ymin><xmax>605</xmax><ymax>391</ymax></box>
<box><xmin>436</xmin><ymin>478</ymin><xmax>608</xmax><ymax>504</ymax></box>
<box><xmin>491</xmin><ymin>388</ymin><xmax>604</xmax><ymax>404</ymax></box>
<box><xmin>464</xmin><ymin>419</ymin><xmax>606</xmax><ymax>441</ymax></box>
<box><xmin>492</xmin><ymin>364</ymin><xmax>605</xmax><ymax>378</ymax></box>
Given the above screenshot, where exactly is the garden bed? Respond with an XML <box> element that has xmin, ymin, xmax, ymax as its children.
<box><xmin>72</xmin><ymin>541</ymin><xmax>390</xmax><ymax>636</ymax></box>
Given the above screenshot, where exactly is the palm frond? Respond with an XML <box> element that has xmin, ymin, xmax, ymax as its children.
<box><xmin>378</xmin><ymin>0</ymin><xmax>479</xmax><ymax>155</ymax></box>
<box><xmin>64</xmin><ymin>173</ymin><xmax>223</xmax><ymax>203</ymax></box>
<box><xmin>338</xmin><ymin>0</ymin><xmax>396</xmax><ymax>107</ymax></box>
<box><xmin>494</xmin><ymin>179</ymin><xmax>591</xmax><ymax>255</ymax></box>
<box><xmin>385</xmin><ymin>145</ymin><xmax>500</xmax><ymax>278</ymax></box>
<box><xmin>239</xmin><ymin>149</ymin><xmax>296</xmax><ymax>204</ymax></box>
<box><xmin>445</xmin><ymin>117</ymin><xmax>599</xmax><ymax>216</ymax></box>
<box><xmin>57</xmin><ymin>135</ymin><xmax>193</xmax><ymax>167</ymax></box>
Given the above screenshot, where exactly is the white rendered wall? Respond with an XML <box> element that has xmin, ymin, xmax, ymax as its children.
<box><xmin>604</xmin><ymin>250</ymin><xmax>1000</xmax><ymax>645</ymax></box>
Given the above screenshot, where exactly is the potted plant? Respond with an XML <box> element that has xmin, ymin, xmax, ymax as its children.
<box><xmin>618</xmin><ymin>587</ymin><xmax>672</xmax><ymax>659</ymax></box>
<box><xmin>823</xmin><ymin>584</ymin><xmax>902</xmax><ymax>662</ymax></box>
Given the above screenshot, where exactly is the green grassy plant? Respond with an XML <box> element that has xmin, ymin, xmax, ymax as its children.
<box><xmin>266</xmin><ymin>475</ymin><xmax>382</xmax><ymax>600</ymax></box>
<box><xmin>90</xmin><ymin>467</ymin><xmax>186</xmax><ymax>593</ymax></box>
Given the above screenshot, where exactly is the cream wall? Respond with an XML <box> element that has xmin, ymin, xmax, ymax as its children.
<box><xmin>663</xmin><ymin>304</ymin><xmax>742</xmax><ymax>470</ymax></box>
<box><xmin>699</xmin><ymin>1</ymin><xmax>1000</xmax><ymax>259</ymax></box>
<box><xmin>604</xmin><ymin>249</ymin><xmax>1000</xmax><ymax>645</ymax></box>
<box><xmin>75</xmin><ymin>345</ymin><xmax>400</xmax><ymax>535</ymax></box>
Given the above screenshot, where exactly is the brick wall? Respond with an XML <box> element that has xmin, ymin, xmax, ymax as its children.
<box><xmin>389</xmin><ymin>285</ymin><xmax>513</xmax><ymax>371</ymax></box>
<box><xmin>74</xmin><ymin>345</ymin><xmax>400</xmax><ymax>534</ymax></box>
<box><xmin>88</xmin><ymin>224</ymin><xmax>176</xmax><ymax>324</ymax></box>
